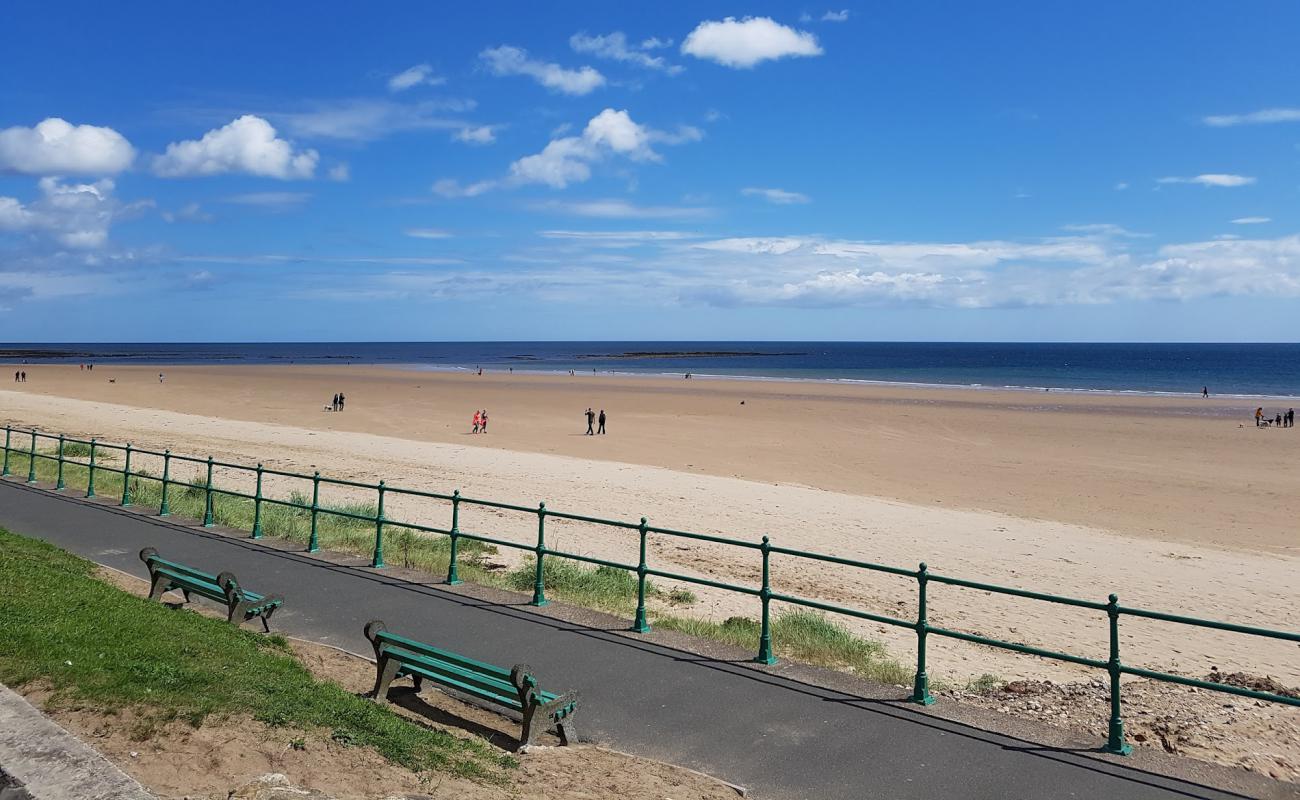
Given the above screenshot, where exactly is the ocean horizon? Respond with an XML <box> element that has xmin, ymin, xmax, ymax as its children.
<box><xmin>4</xmin><ymin>342</ymin><xmax>1300</xmax><ymax>398</ymax></box>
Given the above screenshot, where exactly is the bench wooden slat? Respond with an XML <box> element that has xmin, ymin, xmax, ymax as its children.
<box><xmin>383</xmin><ymin>646</ymin><xmax>521</xmax><ymax>705</ymax></box>
<box><xmin>374</xmin><ymin>631</ymin><xmax>511</xmax><ymax>680</ymax></box>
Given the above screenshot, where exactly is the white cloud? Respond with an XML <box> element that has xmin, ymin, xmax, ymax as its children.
<box><xmin>154</xmin><ymin>116</ymin><xmax>318</xmax><ymax>179</ymax></box>
<box><xmin>822</xmin><ymin>10</ymin><xmax>850</xmax><ymax>22</ymax></box>
<box><xmin>539</xmin><ymin>229</ymin><xmax>702</xmax><ymax>247</ymax></box>
<box><xmin>0</xmin><ymin>177</ymin><xmax>138</xmax><ymax>249</ymax></box>
<box><xmin>0</xmin><ymin>118</ymin><xmax>135</xmax><ymax>175</ymax></box>
<box><xmin>388</xmin><ymin>63</ymin><xmax>446</xmax><ymax>92</ymax></box>
<box><xmin>1059</xmin><ymin>223</ymin><xmax>1147</xmax><ymax>238</ymax></box>
<box><xmin>503</xmin><ymin>109</ymin><xmax>698</xmax><ymax>190</ymax></box>
<box><xmin>221</xmin><ymin>191</ymin><xmax>311</xmax><ymax>210</ymax></box>
<box><xmin>273</xmin><ymin>99</ymin><xmax>477</xmax><ymax>142</ymax></box>
<box><xmin>480</xmin><ymin>45</ymin><xmax>605</xmax><ymax>95</ymax></box>
<box><xmin>1114</xmin><ymin>182</ymin><xmax>1129</xmax><ymax>191</ymax></box>
<box><xmin>1202</xmin><ymin>108</ymin><xmax>1300</xmax><ymax>127</ymax></box>
<box><xmin>1231</xmin><ymin>216</ymin><xmax>1271</xmax><ymax>225</ymax></box>
<box><xmin>641</xmin><ymin>37</ymin><xmax>672</xmax><ymax>49</ymax></box>
<box><xmin>681</xmin><ymin>17</ymin><xmax>823</xmax><ymax>68</ymax></box>
<box><xmin>570</xmin><ymin>31</ymin><xmax>684</xmax><ymax>74</ymax></box>
<box><xmin>1156</xmin><ymin>174</ymin><xmax>1255</xmax><ymax>188</ymax></box>
<box><xmin>161</xmin><ymin>202</ymin><xmax>214</xmax><ymax>223</ymax></box>
<box><xmin>530</xmin><ymin>199</ymin><xmax>713</xmax><ymax>219</ymax></box>
<box><xmin>432</xmin><ymin>178</ymin><xmax>498</xmax><ymax>198</ymax></box>
<box><xmin>454</xmin><ymin>125</ymin><xmax>496</xmax><ymax>145</ymax></box>
<box><xmin>742</xmin><ymin>187</ymin><xmax>811</xmax><ymax>204</ymax></box>
<box><xmin>328</xmin><ymin>163</ymin><xmax>351</xmax><ymax>182</ymax></box>
<box><xmin>405</xmin><ymin>228</ymin><xmax>452</xmax><ymax>239</ymax></box>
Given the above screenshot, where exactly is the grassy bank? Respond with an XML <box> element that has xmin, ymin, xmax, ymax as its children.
<box><xmin>0</xmin><ymin>527</ymin><xmax>512</xmax><ymax>780</ymax></box>
<box><xmin>2</xmin><ymin>445</ymin><xmax>922</xmax><ymax>690</ymax></box>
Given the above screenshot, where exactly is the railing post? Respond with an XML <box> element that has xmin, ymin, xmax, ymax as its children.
<box><xmin>756</xmin><ymin>536</ymin><xmax>776</xmax><ymax>664</ymax></box>
<box><xmin>531</xmin><ymin>502</ymin><xmax>548</xmax><ymax>606</ymax></box>
<box><xmin>632</xmin><ymin>517</ymin><xmax>651</xmax><ymax>633</ymax></box>
<box><xmin>1104</xmin><ymin>594</ymin><xmax>1132</xmax><ymax>755</ymax></box>
<box><xmin>447</xmin><ymin>490</ymin><xmax>462</xmax><ymax>584</ymax></box>
<box><xmin>371</xmin><ymin>481</ymin><xmax>386</xmax><ymax>568</ymax></box>
<box><xmin>86</xmin><ymin>439</ymin><xmax>96</xmax><ymax>497</ymax></box>
<box><xmin>1</xmin><ymin>425</ymin><xmax>10</xmax><ymax>476</ymax></box>
<box><xmin>912</xmin><ymin>562</ymin><xmax>935</xmax><ymax>705</ymax></box>
<box><xmin>202</xmin><ymin>456</ymin><xmax>215</xmax><ymax>526</ymax></box>
<box><xmin>26</xmin><ymin>429</ymin><xmax>37</xmax><ymax>483</ymax></box>
<box><xmin>120</xmin><ymin>444</ymin><xmax>133</xmax><ymax>506</ymax></box>
<box><xmin>159</xmin><ymin>451</ymin><xmax>171</xmax><ymax>515</ymax></box>
<box><xmin>55</xmin><ymin>434</ymin><xmax>65</xmax><ymax>490</ymax></box>
<box><xmin>307</xmin><ymin>471</ymin><xmax>320</xmax><ymax>552</ymax></box>
<box><xmin>250</xmin><ymin>464</ymin><xmax>263</xmax><ymax>538</ymax></box>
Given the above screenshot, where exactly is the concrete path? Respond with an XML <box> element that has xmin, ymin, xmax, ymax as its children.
<box><xmin>0</xmin><ymin>478</ymin><xmax>1290</xmax><ymax>800</ymax></box>
<box><xmin>0</xmin><ymin>684</ymin><xmax>155</xmax><ymax>800</ymax></box>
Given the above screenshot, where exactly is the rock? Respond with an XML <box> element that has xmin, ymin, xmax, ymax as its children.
<box><xmin>228</xmin><ymin>773</ymin><xmax>336</xmax><ymax>799</ymax></box>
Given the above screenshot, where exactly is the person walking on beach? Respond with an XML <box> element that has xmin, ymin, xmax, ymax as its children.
<box><xmin>585</xmin><ymin>407</ymin><xmax>595</xmax><ymax>435</ymax></box>
<box><xmin>1202</xmin><ymin>386</ymin><xmax>1208</xmax><ymax>398</ymax></box>
<box><xmin>332</xmin><ymin>393</ymin><xmax>339</xmax><ymax>412</ymax></box>
<box><xmin>338</xmin><ymin>393</ymin><xmax>345</xmax><ymax>411</ymax></box>
<box><xmin>472</xmin><ymin>410</ymin><xmax>481</xmax><ymax>434</ymax></box>
<box><xmin>480</xmin><ymin>410</ymin><xmax>489</xmax><ymax>433</ymax></box>
<box><xmin>159</xmin><ymin>372</ymin><xmax>165</xmax><ymax>384</ymax></box>
<box><xmin>598</xmin><ymin>409</ymin><xmax>606</xmax><ymax>435</ymax></box>
<box><xmin>1276</xmin><ymin>413</ymin><xmax>1283</xmax><ymax>428</ymax></box>
<box><xmin>1255</xmin><ymin>407</ymin><xmax>1264</xmax><ymax>427</ymax></box>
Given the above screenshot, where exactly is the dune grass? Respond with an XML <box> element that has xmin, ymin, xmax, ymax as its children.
<box><xmin>0</xmin><ymin>527</ymin><xmax>513</xmax><ymax>779</ymax></box>
<box><xmin>503</xmin><ymin>556</ymin><xmax>696</xmax><ymax>614</ymax></box>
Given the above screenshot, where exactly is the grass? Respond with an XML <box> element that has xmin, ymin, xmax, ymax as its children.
<box><xmin>654</xmin><ymin>610</ymin><xmax>914</xmax><ymax>686</ymax></box>
<box><xmin>0</xmin><ymin>528</ymin><xmax>513</xmax><ymax>779</ymax></box>
<box><xmin>503</xmin><ymin>557</ymin><xmax>696</xmax><ymax>614</ymax></box>
<box><xmin>3</xmin><ymin>445</ymin><xmax>919</xmax><ymax>692</ymax></box>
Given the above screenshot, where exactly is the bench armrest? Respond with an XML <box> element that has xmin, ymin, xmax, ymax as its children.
<box><xmin>363</xmin><ymin>619</ymin><xmax>388</xmax><ymax>662</ymax></box>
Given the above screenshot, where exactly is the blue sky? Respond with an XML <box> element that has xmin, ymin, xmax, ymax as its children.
<box><xmin>2</xmin><ymin>2</ymin><xmax>1298</xmax><ymax>341</ymax></box>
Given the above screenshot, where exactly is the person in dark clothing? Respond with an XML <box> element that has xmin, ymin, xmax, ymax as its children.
<box><xmin>1276</xmin><ymin>413</ymin><xmax>1283</xmax><ymax>428</ymax></box>
<box><xmin>585</xmin><ymin>408</ymin><xmax>595</xmax><ymax>435</ymax></box>
<box><xmin>338</xmin><ymin>393</ymin><xmax>345</xmax><ymax>411</ymax></box>
<box><xmin>332</xmin><ymin>393</ymin><xmax>339</xmax><ymax>411</ymax></box>
<box><xmin>598</xmin><ymin>409</ymin><xmax>606</xmax><ymax>434</ymax></box>
<box><xmin>1288</xmin><ymin>408</ymin><xmax>1295</xmax><ymax>428</ymax></box>
<box><xmin>1202</xmin><ymin>386</ymin><xmax>1208</xmax><ymax>398</ymax></box>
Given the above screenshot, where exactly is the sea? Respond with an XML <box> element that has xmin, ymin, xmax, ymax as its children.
<box><xmin>2</xmin><ymin>342</ymin><xmax>1299</xmax><ymax>398</ymax></box>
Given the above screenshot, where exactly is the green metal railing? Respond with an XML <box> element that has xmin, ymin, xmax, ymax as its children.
<box><xmin>2</xmin><ymin>423</ymin><xmax>1297</xmax><ymax>755</ymax></box>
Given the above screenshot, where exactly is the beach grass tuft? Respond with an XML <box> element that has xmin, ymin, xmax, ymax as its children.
<box><xmin>0</xmin><ymin>527</ymin><xmax>512</xmax><ymax>780</ymax></box>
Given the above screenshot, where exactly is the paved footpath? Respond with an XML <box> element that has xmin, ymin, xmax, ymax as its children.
<box><xmin>0</xmin><ymin>479</ymin><xmax>1290</xmax><ymax>800</ymax></box>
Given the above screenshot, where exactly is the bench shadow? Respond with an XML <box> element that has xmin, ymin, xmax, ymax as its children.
<box><xmin>383</xmin><ymin>686</ymin><xmax>526</xmax><ymax>752</ymax></box>
<box><xmin>1</xmin><ymin>480</ymin><xmax>1264</xmax><ymax>800</ymax></box>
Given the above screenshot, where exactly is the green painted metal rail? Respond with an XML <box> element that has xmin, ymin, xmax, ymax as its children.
<box><xmin>3</xmin><ymin>423</ymin><xmax>1297</xmax><ymax>756</ymax></box>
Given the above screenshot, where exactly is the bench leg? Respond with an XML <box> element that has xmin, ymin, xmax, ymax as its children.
<box><xmin>181</xmin><ymin>588</ymin><xmax>191</xmax><ymax>604</ymax></box>
<box><xmin>227</xmin><ymin>600</ymin><xmax>251</xmax><ymax>626</ymax></box>
<box><xmin>148</xmin><ymin>574</ymin><xmax>171</xmax><ymax>602</ymax></box>
<box><xmin>520</xmin><ymin>703</ymin><xmax>541</xmax><ymax>748</ymax></box>
<box><xmin>556</xmin><ymin>717</ymin><xmax>578</xmax><ymax>746</ymax></box>
<box><xmin>370</xmin><ymin>656</ymin><xmax>401</xmax><ymax>704</ymax></box>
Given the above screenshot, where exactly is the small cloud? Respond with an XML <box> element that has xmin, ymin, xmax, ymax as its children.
<box><xmin>571</xmin><ymin>31</ymin><xmax>684</xmax><ymax>74</ymax></box>
<box><xmin>821</xmin><ymin>9</ymin><xmax>850</xmax><ymax>22</ymax></box>
<box><xmin>0</xmin><ymin>118</ymin><xmax>135</xmax><ymax>175</ymax></box>
<box><xmin>161</xmin><ymin>202</ymin><xmax>213</xmax><ymax>223</ymax></box>
<box><xmin>641</xmin><ymin>37</ymin><xmax>672</xmax><ymax>49</ymax></box>
<box><xmin>741</xmin><ymin>186</ymin><xmax>810</xmax><ymax>204</ymax></box>
<box><xmin>405</xmin><ymin>227</ymin><xmax>453</xmax><ymax>239</ymax></box>
<box><xmin>221</xmin><ymin>191</ymin><xmax>311</xmax><ymax>211</ymax></box>
<box><xmin>454</xmin><ymin>125</ymin><xmax>496</xmax><ymax>145</ymax></box>
<box><xmin>1157</xmin><ymin>174</ymin><xmax>1255</xmax><ymax>188</ymax></box>
<box><xmin>1202</xmin><ymin>107</ymin><xmax>1300</xmax><ymax>127</ymax></box>
<box><xmin>681</xmin><ymin>16</ymin><xmax>823</xmax><ymax>69</ymax></box>
<box><xmin>1114</xmin><ymin>181</ymin><xmax>1129</xmax><ymax>191</ymax></box>
<box><xmin>154</xmin><ymin>116</ymin><xmax>317</xmax><ymax>179</ymax></box>
<box><xmin>432</xmin><ymin>178</ymin><xmax>497</xmax><ymax>198</ymax></box>
<box><xmin>1060</xmin><ymin>223</ymin><xmax>1147</xmax><ymax>238</ymax></box>
<box><xmin>328</xmin><ymin>163</ymin><xmax>350</xmax><ymax>182</ymax></box>
<box><xmin>388</xmin><ymin>64</ymin><xmax>446</xmax><ymax>92</ymax></box>
<box><xmin>704</xmin><ymin>109</ymin><xmax>726</xmax><ymax>123</ymax></box>
<box><xmin>530</xmin><ymin>198</ymin><xmax>713</xmax><ymax>219</ymax></box>
<box><xmin>1230</xmin><ymin>216</ymin><xmax>1271</xmax><ymax>225</ymax></box>
<box><xmin>479</xmin><ymin>45</ymin><xmax>605</xmax><ymax>95</ymax></box>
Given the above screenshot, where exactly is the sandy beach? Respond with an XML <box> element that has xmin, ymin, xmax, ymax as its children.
<box><xmin>1</xmin><ymin>363</ymin><xmax>1297</xmax><ymax>691</ymax></box>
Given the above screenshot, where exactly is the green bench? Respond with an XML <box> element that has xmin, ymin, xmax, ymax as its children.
<box><xmin>139</xmin><ymin>547</ymin><xmax>284</xmax><ymax>631</ymax></box>
<box><xmin>363</xmin><ymin>620</ymin><xmax>580</xmax><ymax>747</ymax></box>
